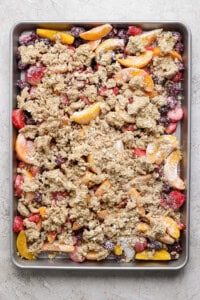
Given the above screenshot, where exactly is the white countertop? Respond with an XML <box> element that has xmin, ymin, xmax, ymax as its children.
<box><xmin>0</xmin><ymin>0</ymin><xmax>198</xmax><ymax>299</ymax></box>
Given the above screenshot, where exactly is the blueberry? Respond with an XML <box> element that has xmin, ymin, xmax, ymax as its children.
<box><xmin>104</xmin><ymin>241</ymin><xmax>114</xmax><ymax>251</ymax></box>
<box><xmin>175</xmin><ymin>42</ymin><xmax>184</xmax><ymax>53</ymax></box>
<box><xmin>19</xmin><ymin>32</ymin><xmax>38</xmax><ymax>45</ymax></box>
<box><xmin>73</xmin><ymin>37</ymin><xmax>83</xmax><ymax>48</ymax></box>
<box><xmin>159</xmin><ymin>105</ymin><xmax>169</xmax><ymax>115</ymax></box>
<box><xmin>117</xmin><ymin>29</ymin><xmax>128</xmax><ymax>43</ymax></box>
<box><xmin>34</xmin><ymin>192</ymin><xmax>42</xmax><ymax>202</ymax></box>
<box><xmin>107</xmin><ymin>28</ymin><xmax>118</xmax><ymax>38</ymax></box>
<box><xmin>17</xmin><ymin>60</ymin><xmax>29</xmax><ymax>70</ymax></box>
<box><xmin>160</xmin><ymin>116</ymin><xmax>170</xmax><ymax>127</ymax></box>
<box><xmin>167</xmin><ymin>242</ymin><xmax>182</xmax><ymax>253</ymax></box>
<box><xmin>162</xmin><ymin>183</ymin><xmax>171</xmax><ymax>193</ymax></box>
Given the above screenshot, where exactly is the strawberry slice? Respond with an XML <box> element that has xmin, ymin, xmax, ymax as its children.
<box><xmin>161</xmin><ymin>191</ymin><xmax>186</xmax><ymax>211</ymax></box>
<box><xmin>134</xmin><ymin>240</ymin><xmax>147</xmax><ymax>253</ymax></box>
<box><xmin>28</xmin><ymin>213</ymin><xmax>40</xmax><ymax>223</ymax></box>
<box><xmin>167</xmin><ymin>105</ymin><xmax>183</xmax><ymax>122</ymax></box>
<box><xmin>13</xmin><ymin>216</ymin><xmax>24</xmax><ymax>232</ymax></box>
<box><xmin>25</xmin><ymin>65</ymin><xmax>45</xmax><ymax>85</ymax></box>
<box><xmin>98</xmin><ymin>86</ymin><xmax>107</xmax><ymax>96</ymax></box>
<box><xmin>112</xmin><ymin>87</ymin><xmax>119</xmax><ymax>95</ymax></box>
<box><xmin>128</xmin><ymin>26</ymin><xmax>142</xmax><ymax>36</ymax></box>
<box><xmin>165</xmin><ymin>122</ymin><xmax>177</xmax><ymax>134</ymax></box>
<box><xmin>133</xmin><ymin>148</ymin><xmax>146</xmax><ymax>157</ymax></box>
<box><xmin>14</xmin><ymin>174</ymin><xmax>23</xmax><ymax>197</ymax></box>
<box><xmin>12</xmin><ymin>109</ymin><xmax>25</xmax><ymax>129</ymax></box>
<box><xmin>172</xmin><ymin>71</ymin><xmax>183</xmax><ymax>83</ymax></box>
<box><xmin>69</xmin><ymin>247</ymin><xmax>86</xmax><ymax>263</ymax></box>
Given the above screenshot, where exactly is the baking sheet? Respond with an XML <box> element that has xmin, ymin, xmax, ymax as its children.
<box><xmin>10</xmin><ymin>21</ymin><xmax>191</xmax><ymax>269</ymax></box>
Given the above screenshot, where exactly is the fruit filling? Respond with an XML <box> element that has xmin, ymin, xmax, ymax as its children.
<box><xmin>13</xmin><ymin>24</ymin><xmax>185</xmax><ymax>263</ymax></box>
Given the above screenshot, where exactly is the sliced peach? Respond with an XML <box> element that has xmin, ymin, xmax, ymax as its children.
<box><xmin>135</xmin><ymin>249</ymin><xmax>171</xmax><ymax>260</ymax></box>
<box><xmin>36</xmin><ymin>28</ymin><xmax>74</xmax><ymax>44</ymax></box>
<box><xmin>146</xmin><ymin>135</ymin><xmax>178</xmax><ymax>164</ymax></box>
<box><xmin>140</xmin><ymin>28</ymin><xmax>163</xmax><ymax>46</ymax></box>
<box><xmin>72</xmin><ymin>221</ymin><xmax>82</xmax><ymax>231</ymax></box>
<box><xmin>131</xmin><ymin>175</ymin><xmax>152</xmax><ymax>185</ymax></box>
<box><xmin>15</xmin><ymin>134</ymin><xmax>34</xmax><ymax>164</ymax></box>
<box><xmin>153</xmin><ymin>47</ymin><xmax>182</xmax><ymax>61</ymax></box>
<box><xmin>47</xmin><ymin>231</ymin><xmax>57</xmax><ymax>243</ymax></box>
<box><xmin>95</xmin><ymin>38</ymin><xmax>125</xmax><ymax>56</ymax></box>
<box><xmin>42</xmin><ymin>241</ymin><xmax>74</xmax><ymax>252</ymax></box>
<box><xmin>97</xmin><ymin>210</ymin><xmax>110</xmax><ymax>220</ymax></box>
<box><xmin>136</xmin><ymin>222</ymin><xmax>150</xmax><ymax>233</ymax></box>
<box><xmin>70</xmin><ymin>103</ymin><xmax>101</xmax><ymax>125</ymax></box>
<box><xmin>129</xmin><ymin>188</ymin><xmax>145</xmax><ymax>216</ymax></box>
<box><xmin>164</xmin><ymin>150</ymin><xmax>185</xmax><ymax>190</ymax></box>
<box><xmin>162</xmin><ymin>216</ymin><xmax>180</xmax><ymax>239</ymax></box>
<box><xmin>88</xmin><ymin>39</ymin><xmax>101</xmax><ymax>50</ymax></box>
<box><xmin>86</xmin><ymin>251</ymin><xmax>99</xmax><ymax>260</ymax></box>
<box><xmin>39</xmin><ymin>206</ymin><xmax>46</xmax><ymax>217</ymax></box>
<box><xmin>95</xmin><ymin>179</ymin><xmax>112</xmax><ymax>197</ymax></box>
<box><xmin>80</xmin><ymin>24</ymin><xmax>112</xmax><ymax>41</ymax></box>
<box><xmin>87</xmin><ymin>153</ymin><xmax>97</xmax><ymax>173</ymax></box>
<box><xmin>114</xmin><ymin>244</ymin><xmax>123</xmax><ymax>256</ymax></box>
<box><xmin>116</xmin><ymin>51</ymin><xmax>153</xmax><ymax>68</ymax></box>
<box><xmin>16</xmin><ymin>230</ymin><xmax>35</xmax><ymax>260</ymax></box>
<box><xmin>114</xmin><ymin>68</ymin><xmax>154</xmax><ymax>92</ymax></box>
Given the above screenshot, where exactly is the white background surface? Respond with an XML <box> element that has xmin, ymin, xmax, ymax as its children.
<box><xmin>0</xmin><ymin>0</ymin><xmax>198</xmax><ymax>299</ymax></box>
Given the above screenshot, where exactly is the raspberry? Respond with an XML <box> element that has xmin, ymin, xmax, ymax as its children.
<box><xmin>13</xmin><ymin>216</ymin><xmax>24</xmax><ymax>232</ymax></box>
<box><xmin>12</xmin><ymin>109</ymin><xmax>25</xmax><ymax>129</ymax></box>
<box><xmin>172</xmin><ymin>72</ymin><xmax>183</xmax><ymax>83</ymax></box>
<box><xmin>128</xmin><ymin>26</ymin><xmax>142</xmax><ymax>36</ymax></box>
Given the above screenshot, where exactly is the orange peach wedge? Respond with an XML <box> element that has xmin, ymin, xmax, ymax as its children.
<box><xmin>146</xmin><ymin>135</ymin><xmax>178</xmax><ymax>165</ymax></box>
<box><xmin>135</xmin><ymin>249</ymin><xmax>171</xmax><ymax>260</ymax></box>
<box><xmin>42</xmin><ymin>241</ymin><xmax>74</xmax><ymax>252</ymax></box>
<box><xmin>88</xmin><ymin>39</ymin><xmax>101</xmax><ymax>50</ymax></box>
<box><xmin>95</xmin><ymin>38</ymin><xmax>125</xmax><ymax>56</ymax></box>
<box><xmin>116</xmin><ymin>50</ymin><xmax>153</xmax><ymax>69</ymax></box>
<box><xmin>15</xmin><ymin>133</ymin><xmax>34</xmax><ymax>164</ymax></box>
<box><xmin>164</xmin><ymin>150</ymin><xmax>185</xmax><ymax>190</ymax></box>
<box><xmin>140</xmin><ymin>28</ymin><xmax>163</xmax><ymax>46</ymax></box>
<box><xmin>95</xmin><ymin>179</ymin><xmax>112</xmax><ymax>197</ymax></box>
<box><xmin>70</xmin><ymin>103</ymin><xmax>101</xmax><ymax>125</ymax></box>
<box><xmin>17</xmin><ymin>230</ymin><xmax>35</xmax><ymax>260</ymax></box>
<box><xmin>153</xmin><ymin>47</ymin><xmax>182</xmax><ymax>61</ymax></box>
<box><xmin>36</xmin><ymin>28</ymin><xmax>74</xmax><ymax>44</ymax></box>
<box><xmin>162</xmin><ymin>216</ymin><xmax>180</xmax><ymax>239</ymax></box>
<box><xmin>80</xmin><ymin>24</ymin><xmax>112</xmax><ymax>40</ymax></box>
<box><xmin>114</xmin><ymin>68</ymin><xmax>154</xmax><ymax>92</ymax></box>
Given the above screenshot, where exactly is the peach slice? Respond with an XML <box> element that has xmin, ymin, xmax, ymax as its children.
<box><xmin>95</xmin><ymin>38</ymin><xmax>125</xmax><ymax>56</ymax></box>
<box><xmin>86</xmin><ymin>251</ymin><xmax>100</xmax><ymax>260</ymax></box>
<box><xmin>72</xmin><ymin>221</ymin><xmax>82</xmax><ymax>231</ymax></box>
<box><xmin>80</xmin><ymin>24</ymin><xmax>112</xmax><ymax>40</ymax></box>
<box><xmin>47</xmin><ymin>231</ymin><xmax>57</xmax><ymax>244</ymax></box>
<box><xmin>15</xmin><ymin>134</ymin><xmax>34</xmax><ymax>164</ymax></box>
<box><xmin>42</xmin><ymin>241</ymin><xmax>74</xmax><ymax>252</ymax></box>
<box><xmin>129</xmin><ymin>187</ymin><xmax>145</xmax><ymax>216</ymax></box>
<box><xmin>162</xmin><ymin>216</ymin><xmax>180</xmax><ymax>239</ymax></box>
<box><xmin>36</xmin><ymin>28</ymin><xmax>74</xmax><ymax>44</ymax></box>
<box><xmin>114</xmin><ymin>244</ymin><xmax>123</xmax><ymax>256</ymax></box>
<box><xmin>131</xmin><ymin>175</ymin><xmax>152</xmax><ymax>185</ymax></box>
<box><xmin>70</xmin><ymin>103</ymin><xmax>101</xmax><ymax>125</ymax></box>
<box><xmin>87</xmin><ymin>153</ymin><xmax>97</xmax><ymax>173</ymax></box>
<box><xmin>136</xmin><ymin>222</ymin><xmax>150</xmax><ymax>233</ymax></box>
<box><xmin>164</xmin><ymin>150</ymin><xmax>185</xmax><ymax>190</ymax></box>
<box><xmin>116</xmin><ymin>51</ymin><xmax>153</xmax><ymax>69</ymax></box>
<box><xmin>135</xmin><ymin>249</ymin><xmax>171</xmax><ymax>260</ymax></box>
<box><xmin>140</xmin><ymin>28</ymin><xmax>163</xmax><ymax>46</ymax></box>
<box><xmin>146</xmin><ymin>135</ymin><xmax>178</xmax><ymax>165</ymax></box>
<box><xmin>16</xmin><ymin>230</ymin><xmax>35</xmax><ymax>260</ymax></box>
<box><xmin>114</xmin><ymin>68</ymin><xmax>154</xmax><ymax>92</ymax></box>
<box><xmin>88</xmin><ymin>39</ymin><xmax>101</xmax><ymax>50</ymax></box>
<box><xmin>153</xmin><ymin>47</ymin><xmax>182</xmax><ymax>61</ymax></box>
<box><xmin>95</xmin><ymin>179</ymin><xmax>112</xmax><ymax>197</ymax></box>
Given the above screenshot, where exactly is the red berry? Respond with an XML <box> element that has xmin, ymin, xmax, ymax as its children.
<box><xmin>113</xmin><ymin>87</ymin><xmax>119</xmax><ymax>95</ymax></box>
<box><xmin>69</xmin><ymin>247</ymin><xmax>86</xmax><ymax>263</ymax></box>
<box><xmin>128</xmin><ymin>25</ymin><xmax>142</xmax><ymax>36</ymax></box>
<box><xmin>52</xmin><ymin>191</ymin><xmax>68</xmax><ymax>201</ymax></box>
<box><xmin>80</xmin><ymin>95</ymin><xmax>91</xmax><ymax>105</ymax></box>
<box><xmin>25</xmin><ymin>65</ymin><xmax>45</xmax><ymax>85</ymax></box>
<box><xmin>177</xmin><ymin>222</ymin><xmax>186</xmax><ymax>230</ymax></box>
<box><xmin>98</xmin><ymin>86</ymin><xmax>108</xmax><ymax>96</ymax></box>
<box><xmin>12</xmin><ymin>109</ymin><xmax>25</xmax><ymax>129</ymax></box>
<box><xmin>13</xmin><ymin>216</ymin><xmax>24</xmax><ymax>232</ymax></box>
<box><xmin>129</xmin><ymin>97</ymin><xmax>134</xmax><ymax>103</ymax></box>
<box><xmin>165</xmin><ymin>122</ymin><xmax>177</xmax><ymax>134</ymax></box>
<box><xmin>123</xmin><ymin>124</ymin><xmax>135</xmax><ymax>132</ymax></box>
<box><xmin>134</xmin><ymin>240</ymin><xmax>147</xmax><ymax>253</ymax></box>
<box><xmin>28</xmin><ymin>213</ymin><xmax>40</xmax><ymax>223</ymax></box>
<box><xmin>30</xmin><ymin>166</ymin><xmax>40</xmax><ymax>177</ymax></box>
<box><xmin>95</xmin><ymin>64</ymin><xmax>100</xmax><ymax>70</ymax></box>
<box><xmin>167</xmin><ymin>105</ymin><xmax>183</xmax><ymax>122</ymax></box>
<box><xmin>172</xmin><ymin>72</ymin><xmax>183</xmax><ymax>83</ymax></box>
<box><xmin>162</xmin><ymin>191</ymin><xmax>186</xmax><ymax>211</ymax></box>
<box><xmin>133</xmin><ymin>148</ymin><xmax>146</xmax><ymax>157</ymax></box>
<box><xmin>14</xmin><ymin>174</ymin><xmax>23</xmax><ymax>197</ymax></box>
<box><xmin>145</xmin><ymin>45</ymin><xmax>154</xmax><ymax>51</ymax></box>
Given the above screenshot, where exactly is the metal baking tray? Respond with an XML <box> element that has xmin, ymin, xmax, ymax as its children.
<box><xmin>10</xmin><ymin>21</ymin><xmax>191</xmax><ymax>270</ymax></box>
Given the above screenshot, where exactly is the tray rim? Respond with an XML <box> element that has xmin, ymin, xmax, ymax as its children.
<box><xmin>10</xmin><ymin>20</ymin><xmax>191</xmax><ymax>270</ymax></box>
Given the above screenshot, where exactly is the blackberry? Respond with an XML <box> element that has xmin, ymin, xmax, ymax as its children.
<box><xmin>147</xmin><ymin>241</ymin><xmax>163</xmax><ymax>251</ymax></box>
<box><xmin>104</xmin><ymin>241</ymin><xmax>114</xmax><ymax>251</ymax></box>
<box><xmin>172</xmin><ymin>32</ymin><xmax>182</xmax><ymax>42</ymax></box>
<box><xmin>160</xmin><ymin>116</ymin><xmax>170</xmax><ymax>127</ymax></box>
<box><xmin>117</xmin><ymin>29</ymin><xmax>129</xmax><ymax>43</ymax></box>
<box><xmin>34</xmin><ymin>192</ymin><xmax>42</xmax><ymax>202</ymax></box>
<box><xmin>70</xmin><ymin>26</ymin><xmax>85</xmax><ymax>38</ymax></box>
<box><xmin>19</xmin><ymin>32</ymin><xmax>38</xmax><ymax>45</ymax></box>
<box><xmin>16</xmin><ymin>80</ymin><xmax>30</xmax><ymax>90</ymax></box>
<box><xmin>159</xmin><ymin>105</ymin><xmax>170</xmax><ymax>115</ymax></box>
<box><xmin>162</xmin><ymin>183</ymin><xmax>171</xmax><ymax>193</ymax></box>
<box><xmin>73</xmin><ymin>37</ymin><xmax>83</xmax><ymax>48</ymax></box>
<box><xmin>168</xmin><ymin>242</ymin><xmax>182</xmax><ymax>253</ymax></box>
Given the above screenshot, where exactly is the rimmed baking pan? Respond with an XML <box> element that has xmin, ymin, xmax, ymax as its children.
<box><xmin>10</xmin><ymin>21</ymin><xmax>191</xmax><ymax>269</ymax></box>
